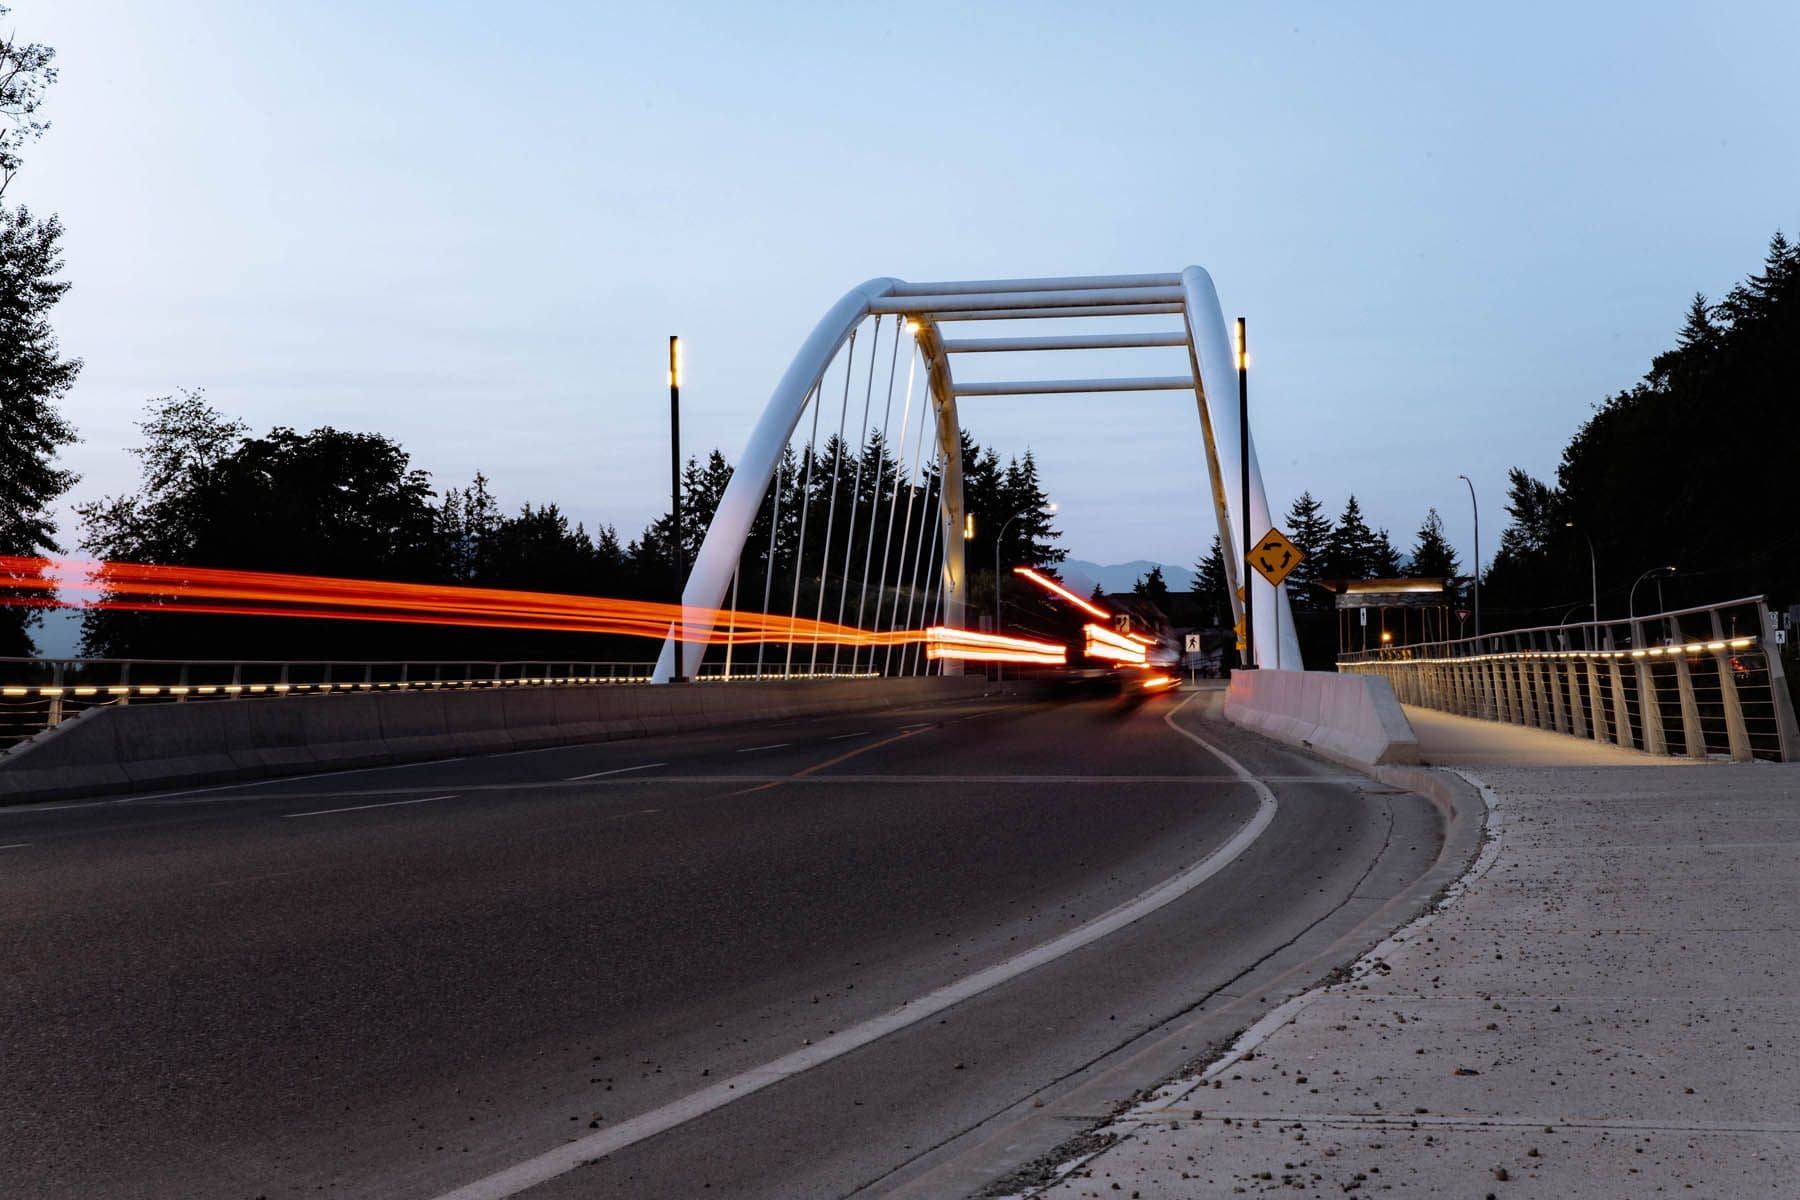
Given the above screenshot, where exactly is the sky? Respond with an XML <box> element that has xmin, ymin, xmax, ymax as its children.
<box><xmin>13</xmin><ymin>1</ymin><xmax>1800</xmax><ymax>596</ymax></box>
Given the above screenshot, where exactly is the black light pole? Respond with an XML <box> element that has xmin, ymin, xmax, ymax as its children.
<box><xmin>1237</xmin><ymin>317</ymin><xmax>1254</xmax><ymax>669</ymax></box>
<box><xmin>669</xmin><ymin>335</ymin><xmax>687</xmax><ymax>682</ymax></box>
<box><xmin>1457</xmin><ymin>473</ymin><xmax>1480</xmax><ymax>638</ymax></box>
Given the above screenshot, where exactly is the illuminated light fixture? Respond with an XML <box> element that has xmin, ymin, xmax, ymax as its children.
<box><xmin>964</xmin><ymin>514</ymin><xmax>976</xmax><ymax>539</ymax></box>
<box><xmin>1083</xmin><ymin>622</ymin><xmax>1149</xmax><ymax>665</ymax></box>
<box><xmin>1705</xmin><ymin>641</ymin><xmax>1726</xmax><ymax>651</ymax></box>
<box><xmin>669</xmin><ymin>335</ymin><xmax>683</xmax><ymax>387</ymax></box>
<box><xmin>1729</xmin><ymin>637</ymin><xmax>1754</xmax><ymax>649</ymax></box>
<box><xmin>1014</xmin><ymin>566</ymin><xmax>1110</xmax><ymax>620</ymax></box>
<box><xmin>904</xmin><ymin>319</ymin><xmax>921</xmax><ymax>336</ymax></box>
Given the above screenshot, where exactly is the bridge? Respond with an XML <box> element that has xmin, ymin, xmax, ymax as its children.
<box><xmin>2</xmin><ymin>269</ymin><xmax>1796</xmax><ymax>1200</ymax></box>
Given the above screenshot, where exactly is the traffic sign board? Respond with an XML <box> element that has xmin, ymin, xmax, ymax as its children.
<box><xmin>1247</xmin><ymin>527</ymin><xmax>1305</xmax><ymax>588</ymax></box>
<box><xmin>1184</xmin><ymin>633</ymin><xmax>1202</xmax><ymax>653</ymax></box>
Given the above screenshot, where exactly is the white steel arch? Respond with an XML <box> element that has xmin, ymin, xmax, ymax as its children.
<box><xmin>652</xmin><ymin>268</ymin><xmax>1301</xmax><ymax>681</ymax></box>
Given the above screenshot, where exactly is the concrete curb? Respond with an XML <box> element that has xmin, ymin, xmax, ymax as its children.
<box><xmin>0</xmin><ymin>677</ymin><xmax>992</xmax><ymax>804</ymax></box>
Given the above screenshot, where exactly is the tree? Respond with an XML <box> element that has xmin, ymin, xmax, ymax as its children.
<box><xmin>1322</xmin><ymin>496</ymin><xmax>1381</xmax><ymax>581</ymax></box>
<box><xmin>1408</xmin><ymin>507</ymin><xmax>1461</xmax><ymax>578</ymax></box>
<box><xmin>1132</xmin><ymin>564</ymin><xmax>1171</xmax><ymax>611</ymax></box>
<box><xmin>1283</xmin><ymin>491</ymin><xmax>1333</xmax><ymax>612</ymax></box>
<box><xmin>77</xmin><ymin>394</ymin><xmax>443</xmax><ymax>658</ymax></box>
<box><xmin>0</xmin><ymin>14</ymin><xmax>76</xmax><ymax>655</ymax></box>
<box><xmin>1193</xmin><ymin>537</ymin><xmax>1230</xmax><ymax>627</ymax></box>
<box><xmin>0</xmin><ymin>9</ymin><xmax>57</xmax><ymax>200</ymax></box>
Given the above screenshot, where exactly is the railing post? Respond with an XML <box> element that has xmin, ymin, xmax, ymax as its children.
<box><xmin>176</xmin><ymin>663</ymin><xmax>189</xmax><ymax>704</ymax></box>
<box><xmin>1710</xmin><ymin>608</ymin><xmax>1753</xmax><ymax>762</ymax></box>
<box><xmin>1666</xmin><ymin>615</ymin><xmax>1707</xmax><ymax>759</ymax></box>
<box><xmin>1762</xmin><ymin>602</ymin><xmax>1800</xmax><ymax>762</ymax></box>
<box><xmin>1564</xmin><ymin>653</ymin><xmax>1587</xmax><ymax>739</ymax></box>
<box><xmin>1585</xmin><ymin>655</ymin><xmax>1609</xmax><ymax>744</ymax></box>
<box><xmin>1539</xmin><ymin>635</ymin><xmax>1567</xmax><ymax>734</ymax></box>
<box><xmin>46</xmin><ymin>660</ymin><xmax>65</xmax><ymax>727</ymax></box>
<box><xmin>1513</xmin><ymin>641</ymin><xmax>1536</xmax><ymax>727</ymax></box>
<box><xmin>1605</xmin><ymin>630</ymin><xmax>1635</xmax><ymax>750</ymax></box>
<box><xmin>1631</xmin><ymin>618</ymin><xmax>1667</xmax><ymax>756</ymax></box>
<box><xmin>119</xmin><ymin>661</ymin><xmax>131</xmax><ymax>706</ymax></box>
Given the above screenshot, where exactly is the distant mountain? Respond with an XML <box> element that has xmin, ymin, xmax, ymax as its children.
<box><xmin>1059</xmin><ymin>559</ymin><xmax>1197</xmax><ymax>596</ymax></box>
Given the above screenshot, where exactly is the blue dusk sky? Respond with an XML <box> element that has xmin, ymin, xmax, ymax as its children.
<box><xmin>14</xmin><ymin>1</ymin><xmax>1800</xmax><ymax>580</ymax></box>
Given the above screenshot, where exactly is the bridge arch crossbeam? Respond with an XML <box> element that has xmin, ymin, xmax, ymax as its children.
<box><xmin>653</xmin><ymin>269</ymin><xmax>1300</xmax><ymax>681</ymax></box>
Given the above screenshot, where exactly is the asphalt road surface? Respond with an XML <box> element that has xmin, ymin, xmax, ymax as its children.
<box><xmin>0</xmin><ymin>685</ymin><xmax>1444</xmax><ymax>1199</ymax></box>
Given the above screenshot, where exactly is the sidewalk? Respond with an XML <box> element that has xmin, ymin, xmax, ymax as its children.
<box><xmin>1034</xmin><ymin>721</ymin><xmax>1800</xmax><ymax>1197</ymax></box>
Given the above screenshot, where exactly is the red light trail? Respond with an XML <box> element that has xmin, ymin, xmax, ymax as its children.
<box><xmin>0</xmin><ymin>556</ymin><xmax>1065</xmax><ymax>665</ymax></box>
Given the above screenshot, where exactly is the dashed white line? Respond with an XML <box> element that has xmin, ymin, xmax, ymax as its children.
<box><xmin>735</xmin><ymin>742</ymin><xmax>792</xmax><ymax>753</ymax></box>
<box><xmin>427</xmin><ymin>692</ymin><xmax>1278</xmax><ymax>1200</ymax></box>
<box><xmin>828</xmin><ymin>731</ymin><xmax>872</xmax><ymax>741</ymax></box>
<box><xmin>0</xmin><ymin>842</ymin><xmax>31</xmax><ymax>850</ymax></box>
<box><xmin>281</xmin><ymin>795</ymin><xmax>453</xmax><ymax>819</ymax></box>
<box><xmin>564</xmin><ymin>762</ymin><xmax>667</xmax><ymax>782</ymax></box>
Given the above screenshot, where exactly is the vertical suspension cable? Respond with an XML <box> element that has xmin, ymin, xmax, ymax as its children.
<box><xmin>756</xmin><ymin>449</ymin><xmax>786</xmax><ymax>680</ymax></box>
<box><xmin>849</xmin><ymin>324</ymin><xmax>906</xmax><ymax>675</ymax></box>
<box><xmin>899</xmin><ymin>422</ymin><xmax>945</xmax><ymax>675</ymax></box>
<box><xmin>831</xmin><ymin>316</ymin><xmax>884</xmax><ymax>676</ymax></box>
<box><xmin>868</xmin><ymin>333</ymin><xmax>919</xmax><ymax>674</ymax></box>
<box><xmin>783</xmin><ymin>382</ymin><xmax>825</xmax><ymax>677</ymax></box>
<box><xmin>883</xmin><ymin>343</ymin><xmax>935</xmax><ymax>675</ymax></box>
<box><xmin>808</xmin><ymin>328</ymin><xmax>858</xmax><ymax>674</ymax></box>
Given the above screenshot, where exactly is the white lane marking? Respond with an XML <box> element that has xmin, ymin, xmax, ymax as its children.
<box><xmin>898</xmin><ymin>722</ymin><xmax>933</xmax><ymax>730</ymax></box>
<box><xmin>828</xmin><ymin>731</ymin><xmax>872</xmax><ymax>741</ymax></box>
<box><xmin>564</xmin><ymin>762</ymin><xmax>667</xmax><ymax>782</ymax></box>
<box><xmin>734</xmin><ymin>742</ymin><xmax>792</xmax><ymax>753</ymax></box>
<box><xmin>429</xmin><ymin>692</ymin><xmax>1277</xmax><ymax>1200</ymax></box>
<box><xmin>1</xmin><ymin>842</ymin><xmax>31</xmax><ymax>850</ymax></box>
<box><xmin>281</xmin><ymin>795</ymin><xmax>454</xmax><ymax>819</ymax></box>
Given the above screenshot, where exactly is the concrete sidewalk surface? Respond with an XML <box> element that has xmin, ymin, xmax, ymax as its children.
<box><xmin>1031</xmin><ymin>722</ymin><xmax>1800</xmax><ymax>1197</ymax></box>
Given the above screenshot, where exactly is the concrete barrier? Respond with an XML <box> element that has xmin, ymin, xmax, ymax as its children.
<box><xmin>1225</xmin><ymin>669</ymin><xmax>1420</xmax><ymax>766</ymax></box>
<box><xmin>0</xmin><ymin>676</ymin><xmax>993</xmax><ymax>803</ymax></box>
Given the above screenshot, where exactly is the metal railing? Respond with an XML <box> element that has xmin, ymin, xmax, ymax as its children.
<box><xmin>1338</xmin><ymin>595</ymin><xmax>1800</xmax><ymax>762</ymax></box>
<box><xmin>0</xmin><ymin>656</ymin><xmax>909</xmax><ymax>749</ymax></box>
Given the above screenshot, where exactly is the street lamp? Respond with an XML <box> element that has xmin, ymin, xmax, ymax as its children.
<box><xmin>1630</xmin><ymin>565</ymin><xmax>1678</xmax><ymax>622</ymax></box>
<box><xmin>1564</xmin><ymin>521</ymin><xmax>1598</xmax><ymax>626</ymax></box>
<box><xmin>1457</xmin><ymin>474</ymin><xmax>1480</xmax><ymax>636</ymax></box>
<box><xmin>995</xmin><ymin>502</ymin><xmax>1058</xmax><ymax>633</ymax></box>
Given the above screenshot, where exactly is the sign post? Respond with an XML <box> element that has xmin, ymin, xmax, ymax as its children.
<box><xmin>1246</xmin><ymin>526</ymin><xmax>1305</xmax><ymax>672</ymax></box>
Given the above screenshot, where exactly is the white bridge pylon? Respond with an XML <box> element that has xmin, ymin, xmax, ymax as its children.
<box><xmin>652</xmin><ymin>268</ymin><xmax>1302</xmax><ymax>682</ymax></box>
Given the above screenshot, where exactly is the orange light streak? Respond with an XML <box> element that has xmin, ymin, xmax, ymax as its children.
<box><xmin>1011</xmin><ymin>566</ymin><xmax>1110</xmax><ymax>620</ymax></box>
<box><xmin>0</xmin><ymin>556</ymin><xmax>1034</xmax><ymax>653</ymax></box>
<box><xmin>1083</xmin><ymin>622</ymin><xmax>1149</xmax><ymax>666</ymax></box>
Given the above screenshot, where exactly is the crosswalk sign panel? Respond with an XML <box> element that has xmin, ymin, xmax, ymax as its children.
<box><xmin>1247</xmin><ymin>527</ymin><xmax>1305</xmax><ymax>588</ymax></box>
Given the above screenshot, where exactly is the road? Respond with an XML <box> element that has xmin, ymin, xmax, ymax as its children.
<box><xmin>0</xmin><ymin>686</ymin><xmax>1445</xmax><ymax>1199</ymax></box>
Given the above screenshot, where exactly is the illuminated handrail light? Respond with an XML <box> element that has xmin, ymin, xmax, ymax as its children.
<box><xmin>1012</xmin><ymin>566</ymin><xmax>1110</xmax><ymax>620</ymax></box>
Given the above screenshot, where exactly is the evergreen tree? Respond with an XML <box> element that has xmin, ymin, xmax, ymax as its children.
<box><xmin>1132</xmin><ymin>565</ymin><xmax>1171</xmax><ymax>611</ymax></box>
<box><xmin>1407</xmin><ymin>507</ymin><xmax>1461</xmax><ymax>578</ymax></box>
<box><xmin>1283</xmin><ymin>491</ymin><xmax>1333</xmax><ymax>612</ymax></box>
<box><xmin>1322</xmin><ymin>495</ymin><xmax>1380</xmax><ymax>580</ymax></box>
<box><xmin>1369</xmin><ymin>528</ymin><xmax>1403</xmax><ymax>577</ymax></box>
<box><xmin>1194</xmin><ymin>536</ymin><xmax>1230</xmax><ymax>626</ymax></box>
<box><xmin>0</xmin><ymin>16</ymin><xmax>78</xmax><ymax>654</ymax></box>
